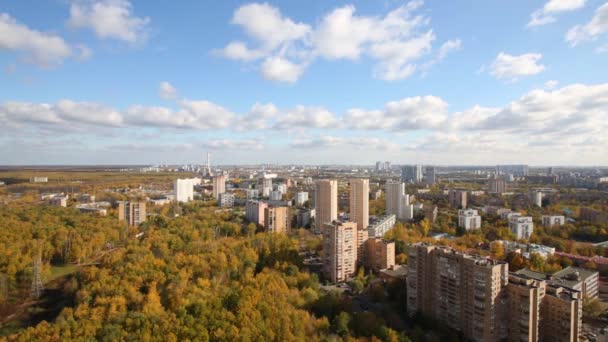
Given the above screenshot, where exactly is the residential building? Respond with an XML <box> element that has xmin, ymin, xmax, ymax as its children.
<box><xmin>458</xmin><ymin>209</ymin><xmax>481</xmax><ymax>230</ymax></box>
<box><xmin>75</xmin><ymin>202</ymin><xmax>109</xmax><ymax>216</ymax></box>
<box><xmin>315</xmin><ymin>180</ymin><xmax>338</xmax><ymax>231</ymax></box>
<box><xmin>260</xmin><ymin>177</ymin><xmax>272</xmax><ymax>197</ymax></box>
<box><xmin>212</xmin><ymin>174</ymin><xmax>226</xmax><ymax>200</ymax></box>
<box><xmin>580</xmin><ymin>207</ymin><xmax>608</xmax><ymax>224</ymax></box>
<box><xmin>385</xmin><ymin>181</ymin><xmax>413</xmax><ymax>220</ymax></box>
<box><xmin>246</xmin><ymin>189</ymin><xmax>259</xmax><ymax>200</ymax></box>
<box><xmin>424</xmin><ymin>166</ymin><xmax>436</xmax><ymax>185</ymax></box>
<box><xmin>218</xmin><ymin>193</ymin><xmax>235</xmax><ymax>207</ymax></box>
<box><xmin>264</xmin><ymin>207</ymin><xmax>290</xmax><ymax>233</ymax></box>
<box><xmin>295</xmin><ymin>191</ymin><xmax>309</xmax><ymax>206</ymax></box>
<box><xmin>371</xmin><ymin>189</ymin><xmax>382</xmax><ymax>200</ymax></box>
<box><xmin>349</xmin><ymin>178</ymin><xmax>369</xmax><ymax>230</ymax></box>
<box><xmin>552</xmin><ymin>266</ymin><xmax>599</xmax><ymax>299</ymax></box>
<box><xmin>49</xmin><ymin>195</ymin><xmax>68</xmax><ymax>207</ymax></box>
<box><xmin>406</xmin><ymin>244</ymin><xmax>508</xmax><ymax>341</ymax></box>
<box><xmin>448</xmin><ymin>189</ymin><xmax>467</xmax><ymax>209</ymax></box>
<box><xmin>296</xmin><ymin>208</ymin><xmax>315</xmax><ymax>228</ymax></box>
<box><xmin>530</xmin><ymin>191</ymin><xmax>543</xmax><ymax>207</ymax></box>
<box><xmin>29</xmin><ymin>176</ymin><xmax>48</xmax><ymax>183</ymax></box>
<box><xmin>77</xmin><ymin>194</ymin><xmax>95</xmax><ymax>203</ymax></box>
<box><xmin>488</xmin><ymin>178</ymin><xmax>507</xmax><ymax>194</ymax></box>
<box><xmin>366</xmin><ymin>238</ymin><xmax>395</xmax><ymax>273</ymax></box>
<box><xmin>497</xmin><ymin>164</ymin><xmax>529</xmax><ymax>176</ymax></box>
<box><xmin>356</xmin><ymin>228</ymin><xmax>369</xmax><ymax>266</ymax></box>
<box><xmin>424</xmin><ymin>205</ymin><xmax>438</xmax><ymax>223</ymax></box>
<box><xmin>323</xmin><ymin>221</ymin><xmax>357</xmax><ymax>283</ymax></box>
<box><xmin>246</xmin><ymin>200</ymin><xmax>268</xmax><ymax>226</ymax></box>
<box><xmin>174</xmin><ymin>178</ymin><xmax>195</xmax><ymax>202</ymax></box>
<box><xmin>540</xmin><ymin>285</ymin><xmax>582</xmax><ymax>342</ymax></box>
<box><xmin>118</xmin><ymin>201</ymin><xmax>146</xmax><ymax>226</ymax></box>
<box><xmin>509</xmin><ymin>216</ymin><xmax>534</xmax><ymax>240</ymax></box>
<box><xmin>542</xmin><ymin>215</ymin><xmax>565</xmax><ymax>227</ymax></box>
<box><xmin>505</xmin><ymin>273</ymin><xmax>545</xmax><ymax>342</ymax></box>
<box><xmin>269</xmin><ymin>190</ymin><xmax>282</xmax><ymax>201</ymax></box>
<box><xmin>367</xmin><ymin>214</ymin><xmax>397</xmax><ymax>238</ymax></box>
<box><xmin>401</xmin><ymin>165</ymin><xmax>422</xmax><ymax>183</ymax></box>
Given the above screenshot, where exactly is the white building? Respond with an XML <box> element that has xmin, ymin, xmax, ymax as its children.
<box><xmin>509</xmin><ymin>216</ymin><xmax>534</xmax><ymax>240</ymax></box>
<box><xmin>218</xmin><ymin>193</ymin><xmax>235</xmax><ymax>208</ymax></box>
<box><xmin>276</xmin><ymin>183</ymin><xmax>287</xmax><ymax>194</ymax></box>
<box><xmin>367</xmin><ymin>214</ymin><xmax>397</xmax><ymax>238</ymax></box>
<box><xmin>261</xmin><ymin>178</ymin><xmax>272</xmax><ymax>197</ymax></box>
<box><xmin>385</xmin><ymin>181</ymin><xmax>413</xmax><ymax>220</ymax></box>
<box><xmin>49</xmin><ymin>195</ymin><xmax>69</xmax><ymax>207</ymax></box>
<box><xmin>270</xmin><ymin>190</ymin><xmax>282</xmax><ymax>201</ymax></box>
<box><xmin>246</xmin><ymin>189</ymin><xmax>259</xmax><ymax>200</ymax></box>
<box><xmin>531</xmin><ymin>191</ymin><xmax>543</xmax><ymax>207</ymax></box>
<box><xmin>296</xmin><ymin>192</ymin><xmax>309</xmax><ymax>206</ymax></box>
<box><xmin>542</xmin><ymin>215</ymin><xmax>565</xmax><ymax>227</ymax></box>
<box><xmin>458</xmin><ymin>209</ymin><xmax>481</xmax><ymax>230</ymax></box>
<box><xmin>30</xmin><ymin>176</ymin><xmax>48</xmax><ymax>183</ymax></box>
<box><xmin>174</xmin><ymin>178</ymin><xmax>195</xmax><ymax>202</ymax></box>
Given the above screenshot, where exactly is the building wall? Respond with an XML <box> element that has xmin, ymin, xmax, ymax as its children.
<box><xmin>366</xmin><ymin>238</ymin><xmax>395</xmax><ymax>272</ymax></box>
<box><xmin>264</xmin><ymin>207</ymin><xmax>290</xmax><ymax>233</ymax></box>
<box><xmin>315</xmin><ymin>180</ymin><xmax>338</xmax><ymax>230</ymax></box>
<box><xmin>349</xmin><ymin>179</ymin><xmax>369</xmax><ymax>230</ymax></box>
<box><xmin>212</xmin><ymin>175</ymin><xmax>226</xmax><ymax>200</ymax></box>
<box><xmin>323</xmin><ymin>221</ymin><xmax>357</xmax><ymax>283</ymax></box>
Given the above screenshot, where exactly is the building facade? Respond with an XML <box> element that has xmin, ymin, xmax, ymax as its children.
<box><xmin>264</xmin><ymin>207</ymin><xmax>290</xmax><ymax>233</ymax></box>
<box><xmin>315</xmin><ymin>179</ymin><xmax>338</xmax><ymax>231</ymax></box>
<box><xmin>542</xmin><ymin>215</ymin><xmax>565</xmax><ymax>227</ymax></box>
<box><xmin>349</xmin><ymin>179</ymin><xmax>369</xmax><ymax>230</ymax></box>
<box><xmin>174</xmin><ymin>178</ymin><xmax>195</xmax><ymax>202</ymax></box>
<box><xmin>212</xmin><ymin>175</ymin><xmax>226</xmax><ymax>200</ymax></box>
<box><xmin>366</xmin><ymin>238</ymin><xmax>395</xmax><ymax>273</ymax></box>
<box><xmin>118</xmin><ymin>201</ymin><xmax>146</xmax><ymax>226</ymax></box>
<box><xmin>488</xmin><ymin>178</ymin><xmax>507</xmax><ymax>194</ymax></box>
<box><xmin>458</xmin><ymin>209</ymin><xmax>481</xmax><ymax>230</ymax></box>
<box><xmin>401</xmin><ymin>165</ymin><xmax>423</xmax><ymax>183</ymax></box>
<box><xmin>509</xmin><ymin>216</ymin><xmax>534</xmax><ymax>240</ymax></box>
<box><xmin>295</xmin><ymin>191</ymin><xmax>309</xmax><ymax>206</ymax></box>
<box><xmin>449</xmin><ymin>189</ymin><xmax>468</xmax><ymax>209</ymax></box>
<box><xmin>246</xmin><ymin>200</ymin><xmax>268</xmax><ymax>226</ymax></box>
<box><xmin>323</xmin><ymin>221</ymin><xmax>357</xmax><ymax>283</ymax></box>
<box><xmin>367</xmin><ymin>214</ymin><xmax>397</xmax><ymax>238</ymax></box>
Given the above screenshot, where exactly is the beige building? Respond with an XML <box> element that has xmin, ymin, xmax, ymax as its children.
<box><xmin>366</xmin><ymin>238</ymin><xmax>395</xmax><ymax>273</ymax></box>
<box><xmin>540</xmin><ymin>285</ymin><xmax>582</xmax><ymax>342</ymax></box>
<box><xmin>118</xmin><ymin>201</ymin><xmax>146</xmax><ymax>226</ymax></box>
<box><xmin>323</xmin><ymin>221</ymin><xmax>357</xmax><ymax>283</ymax></box>
<box><xmin>212</xmin><ymin>174</ymin><xmax>226</xmax><ymax>200</ymax></box>
<box><xmin>349</xmin><ymin>178</ymin><xmax>369</xmax><ymax>230</ymax></box>
<box><xmin>246</xmin><ymin>200</ymin><xmax>268</xmax><ymax>226</ymax></box>
<box><xmin>264</xmin><ymin>207</ymin><xmax>290</xmax><ymax>234</ymax></box>
<box><xmin>505</xmin><ymin>273</ymin><xmax>545</xmax><ymax>342</ymax></box>
<box><xmin>356</xmin><ymin>228</ymin><xmax>368</xmax><ymax>267</ymax></box>
<box><xmin>315</xmin><ymin>180</ymin><xmax>338</xmax><ymax>231</ymax></box>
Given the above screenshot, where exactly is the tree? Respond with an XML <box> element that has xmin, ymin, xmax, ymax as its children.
<box><xmin>490</xmin><ymin>242</ymin><xmax>505</xmax><ymax>260</ymax></box>
<box><xmin>332</xmin><ymin>311</ymin><xmax>350</xmax><ymax>336</ymax></box>
<box><xmin>418</xmin><ymin>219</ymin><xmax>431</xmax><ymax>237</ymax></box>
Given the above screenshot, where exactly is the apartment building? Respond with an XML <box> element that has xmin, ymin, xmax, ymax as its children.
<box><xmin>367</xmin><ymin>214</ymin><xmax>397</xmax><ymax>238</ymax></box>
<box><xmin>246</xmin><ymin>200</ymin><xmax>268</xmax><ymax>226</ymax></box>
<box><xmin>218</xmin><ymin>193</ymin><xmax>235</xmax><ymax>208</ymax></box>
<box><xmin>385</xmin><ymin>181</ymin><xmax>413</xmax><ymax>220</ymax></box>
<box><xmin>366</xmin><ymin>238</ymin><xmax>395</xmax><ymax>273</ymax></box>
<box><xmin>488</xmin><ymin>178</ymin><xmax>507</xmax><ymax>194</ymax></box>
<box><xmin>349</xmin><ymin>178</ymin><xmax>369</xmax><ymax>230</ymax></box>
<box><xmin>448</xmin><ymin>189</ymin><xmax>468</xmax><ymax>209</ymax></box>
<box><xmin>509</xmin><ymin>216</ymin><xmax>534</xmax><ymax>240</ymax></box>
<box><xmin>315</xmin><ymin>180</ymin><xmax>338</xmax><ymax>231</ymax></box>
<box><xmin>323</xmin><ymin>221</ymin><xmax>357</xmax><ymax>283</ymax></box>
<box><xmin>458</xmin><ymin>209</ymin><xmax>481</xmax><ymax>230</ymax></box>
<box><xmin>540</xmin><ymin>285</ymin><xmax>582</xmax><ymax>342</ymax></box>
<box><xmin>212</xmin><ymin>174</ymin><xmax>226</xmax><ymax>200</ymax></box>
<box><xmin>542</xmin><ymin>215</ymin><xmax>565</xmax><ymax>227</ymax></box>
<box><xmin>505</xmin><ymin>273</ymin><xmax>545</xmax><ymax>342</ymax></box>
<box><xmin>118</xmin><ymin>201</ymin><xmax>146</xmax><ymax>226</ymax></box>
<box><xmin>264</xmin><ymin>207</ymin><xmax>290</xmax><ymax>234</ymax></box>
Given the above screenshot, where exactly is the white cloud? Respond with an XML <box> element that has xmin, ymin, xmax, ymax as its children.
<box><xmin>159</xmin><ymin>81</ymin><xmax>177</xmax><ymax>100</ymax></box>
<box><xmin>234</xmin><ymin>103</ymin><xmax>279</xmax><ymax>131</ymax></box>
<box><xmin>565</xmin><ymin>2</ymin><xmax>608</xmax><ymax>46</ymax></box>
<box><xmin>68</xmin><ymin>0</ymin><xmax>150</xmax><ymax>43</ymax></box>
<box><xmin>545</xmin><ymin>80</ymin><xmax>559</xmax><ymax>89</ymax></box>
<box><xmin>0</xmin><ymin>13</ymin><xmax>72</xmax><ymax>67</ymax></box>
<box><xmin>260</xmin><ymin>57</ymin><xmax>306</xmax><ymax>83</ymax></box>
<box><xmin>437</xmin><ymin>39</ymin><xmax>462</xmax><ymax>60</ymax></box>
<box><xmin>528</xmin><ymin>0</ymin><xmax>586</xmax><ymax>27</ymax></box>
<box><xmin>489</xmin><ymin>52</ymin><xmax>545</xmax><ymax>81</ymax></box>
<box><xmin>201</xmin><ymin>139</ymin><xmax>264</xmax><ymax>150</ymax></box>
<box><xmin>215</xmin><ymin>1</ymin><xmax>452</xmax><ymax>82</ymax></box>
<box><xmin>1</xmin><ymin>100</ymin><xmax>122</xmax><ymax>127</ymax></box>
<box><xmin>274</xmin><ymin>105</ymin><xmax>338</xmax><ymax>130</ymax></box>
<box><xmin>291</xmin><ymin>136</ymin><xmax>399</xmax><ymax>150</ymax></box>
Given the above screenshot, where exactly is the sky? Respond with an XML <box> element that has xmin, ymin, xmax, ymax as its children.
<box><xmin>0</xmin><ymin>0</ymin><xmax>607</xmax><ymax>166</ymax></box>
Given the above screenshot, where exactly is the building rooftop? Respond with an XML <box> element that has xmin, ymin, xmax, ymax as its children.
<box><xmin>551</xmin><ymin>266</ymin><xmax>598</xmax><ymax>288</ymax></box>
<box><xmin>379</xmin><ymin>265</ymin><xmax>408</xmax><ymax>279</ymax></box>
<box><xmin>514</xmin><ymin>268</ymin><xmax>550</xmax><ymax>280</ymax></box>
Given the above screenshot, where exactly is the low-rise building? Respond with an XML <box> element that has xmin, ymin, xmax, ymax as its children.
<box><xmin>457</xmin><ymin>209</ymin><xmax>481</xmax><ymax>230</ymax></box>
<box><xmin>509</xmin><ymin>216</ymin><xmax>534</xmax><ymax>240</ymax></box>
<box><xmin>542</xmin><ymin>215</ymin><xmax>565</xmax><ymax>227</ymax></box>
<box><xmin>76</xmin><ymin>202</ymin><xmax>110</xmax><ymax>216</ymax></box>
<box><xmin>49</xmin><ymin>195</ymin><xmax>68</xmax><ymax>207</ymax></box>
<box><xmin>29</xmin><ymin>176</ymin><xmax>48</xmax><ymax>183</ymax></box>
<box><xmin>552</xmin><ymin>266</ymin><xmax>599</xmax><ymax>299</ymax></box>
<box><xmin>366</xmin><ymin>214</ymin><xmax>396</xmax><ymax>238</ymax></box>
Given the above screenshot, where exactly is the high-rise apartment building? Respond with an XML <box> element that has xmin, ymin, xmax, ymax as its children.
<box><xmin>246</xmin><ymin>200</ymin><xmax>268</xmax><ymax>226</ymax></box>
<box><xmin>174</xmin><ymin>178</ymin><xmax>195</xmax><ymax>202</ymax></box>
<box><xmin>505</xmin><ymin>273</ymin><xmax>545</xmax><ymax>342</ymax></box>
<box><xmin>401</xmin><ymin>165</ymin><xmax>422</xmax><ymax>183</ymax></box>
<box><xmin>385</xmin><ymin>181</ymin><xmax>413</xmax><ymax>220</ymax></box>
<box><xmin>530</xmin><ymin>191</ymin><xmax>543</xmax><ymax>207</ymax></box>
<box><xmin>458</xmin><ymin>209</ymin><xmax>481</xmax><ymax>230</ymax></box>
<box><xmin>509</xmin><ymin>216</ymin><xmax>534</xmax><ymax>240</ymax></box>
<box><xmin>540</xmin><ymin>285</ymin><xmax>582</xmax><ymax>342</ymax></box>
<box><xmin>315</xmin><ymin>179</ymin><xmax>338</xmax><ymax>231</ymax></box>
<box><xmin>264</xmin><ymin>207</ymin><xmax>290</xmax><ymax>233</ymax></box>
<box><xmin>424</xmin><ymin>166</ymin><xmax>436</xmax><ymax>185</ymax></box>
<box><xmin>295</xmin><ymin>192</ymin><xmax>309</xmax><ymax>206</ymax></box>
<box><xmin>349</xmin><ymin>179</ymin><xmax>369</xmax><ymax>230</ymax></box>
<box><xmin>118</xmin><ymin>201</ymin><xmax>146</xmax><ymax>226</ymax></box>
<box><xmin>488</xmin><ymin>178</ymin><xmax>507</xmax><ymax>194</ymax></box>
<box><xmin>366</xmin><ymin>238</ymin><xmax>395</xmax><ymax>272</ymax></box>
<box><xmin>407</xmin><ymin>244</ymin><xmax>508</xmax><ymax>341</ymax></box>
<box><xmin>260</xmin><ymin>177</ymin><xmax>273</xmax><ymax>197</ymax></box>
<box><xmin>323</xmin><ymin>221</ymin><xmax>357</xmax><ymax>283</ymax></box>
<box><xmin>448</xmin><ymin>189</ymin><xmax>468</xmax><ymax>209</ymax></box>
<box><xmin>212</xmin><ymin>174</ymin><xmax>226</xmax><ymax>200</ymax></box>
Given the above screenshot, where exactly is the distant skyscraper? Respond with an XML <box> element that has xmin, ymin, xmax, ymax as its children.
<box><xmin>488</xmin><ymin>178</ymin><xmax>507</xmax><ymax>193</ymax></box>
<box><xmin>401</xmin><ymin>165</ymin><xmax>422</xmax><ymax>183</ymax></box>
<box><xmin>212</xmin><ymin>174</ymin><xmax>226</xmax><ymax>200</ymax></box>
<box><xmin>315</xmin><ymin>179</ymin><xmax>338</xmax><ymax>230</ymax></box>
<box><xmin>323</xmin><ymin>221</ymin><xmax>357</xmax><ymax>283</ymax></box>
<box><xmin>118</xmin><ymin>201</ymin><xmax>146</xmax><ymax>226</ymax></box>
<box><xmin>349</xmin><ymin>179</ymin><xmax>369</xmax><ymax>230</ymax></box>
<box><xmin>261</xmin><ymin>178</ymin><xmax>272</xmax><ymax>197</ymax></box>
<box><xmin>424</xmin><ymin>166</ymin><xmax>436</xmax><ymax>185</ymax></box>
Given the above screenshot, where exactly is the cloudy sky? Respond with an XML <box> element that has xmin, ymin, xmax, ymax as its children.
<box><xmin>1</xmin><ymin>0</ymin><xmax>607</xmax><ymax>165</ymax></box>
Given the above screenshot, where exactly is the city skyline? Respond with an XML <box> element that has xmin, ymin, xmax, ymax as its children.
<box><xmin>1</xmin><ymin>0</ymin><xmax>608</xmax><ymax>165</ymax></box>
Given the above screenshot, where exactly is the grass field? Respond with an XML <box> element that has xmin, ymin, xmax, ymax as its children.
<box><xmin>48</xmin><ymin>265</ymin><xmax>79</xmax><ymax>283</ymax></box>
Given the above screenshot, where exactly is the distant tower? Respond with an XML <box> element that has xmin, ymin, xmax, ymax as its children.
<box><xmin>31</xmin><ymin>242</ymin><xmax>44</xmax><ymax>299</ymax></box>
<box><xmin>205</xmin><ymin>152</ymin><xmax>213</xmax><ymax>176</ymax></box>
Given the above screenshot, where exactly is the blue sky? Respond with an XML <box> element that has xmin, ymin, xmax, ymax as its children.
<box><xmin>1</xmin><ymin>0</ymin><xmax>607</xmax><ymax>165</ymax></box>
